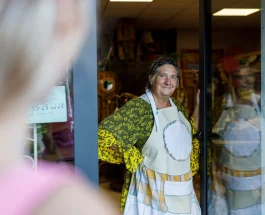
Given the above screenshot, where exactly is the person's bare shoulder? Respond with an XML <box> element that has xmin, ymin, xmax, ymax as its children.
<box><xmin>36</xmin><ymin>182</ymin><xmax>120</xmax><ymax>215</ymax></box>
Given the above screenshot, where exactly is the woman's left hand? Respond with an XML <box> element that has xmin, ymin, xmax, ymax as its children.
<box><xmin>196</xmin><ymin>89</ymin><xmax>200</xmax><ymax>106</ymax></box>
<box><xmin>192</xmin><ymin>89</ymin><xmax>200</xmax><ymax>130</ymax></box>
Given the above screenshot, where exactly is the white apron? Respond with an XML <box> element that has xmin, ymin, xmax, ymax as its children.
<box><xmin>124</xmin><ymin>91</ymin><xmax>201</xmax><ymax>215</ymax></box>
<box><xmin>212</xmin><ymin>93</ymin><xmax>263</xmax><ymax>215</ymax></box>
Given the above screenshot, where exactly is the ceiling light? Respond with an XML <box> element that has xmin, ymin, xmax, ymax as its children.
<box><xmin>213</xmin><ymin>8</ymin><xmax>260</xmax><ymax>16</ymax></box>
<box><xmin>110</xmin><ymin>0</ymin><xmax>153</xmax><ymax>2</ymax></box>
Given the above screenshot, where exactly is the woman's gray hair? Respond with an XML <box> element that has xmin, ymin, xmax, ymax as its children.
<box><xmin>147</xmin><ymin>57</ymin><xmax>180</xmax><ymax>90</ymax></box>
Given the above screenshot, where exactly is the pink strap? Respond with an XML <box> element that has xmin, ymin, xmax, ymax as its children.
<box><xmin>0</xmin><ymin>163</ymin><xmax>77</xmax><ymax>215</ymax></box>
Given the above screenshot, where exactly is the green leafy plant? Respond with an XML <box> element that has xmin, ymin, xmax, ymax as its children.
<box><xmin>37</xmin><ymin>124</ymin><xmax>48</xmax><ymax>135</ymax></box>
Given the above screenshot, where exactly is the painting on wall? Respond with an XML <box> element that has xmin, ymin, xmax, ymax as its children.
<box><xmin>180</xmin><ymin>49</ymin><xmax>224</xmax><ymax>71</ymax></box>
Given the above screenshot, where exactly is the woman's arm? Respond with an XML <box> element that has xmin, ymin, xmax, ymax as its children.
<box><xmin>98</xmin><ymin>129</ymin><xmax>124</xmax><ymax>164</ymax></box>
<box><xmin>191</xmin><ymin>89</ymin><xmax>200</xmax><ymax>130</ymax></box>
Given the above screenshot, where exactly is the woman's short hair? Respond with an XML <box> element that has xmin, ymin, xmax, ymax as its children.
<box><xmin>147</xmin><ymin>57</ymin><xmax>180</xmax><ymax>89</ymax></box>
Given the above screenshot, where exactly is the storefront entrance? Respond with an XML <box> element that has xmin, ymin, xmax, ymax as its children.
<box><xmin>96</xmin><ymin>0</ymin><xmax>264</xmax><ymax>214</ymax></box>
<box><xmin>49</xmin><ymin>0</ymin><xmax>264</xmax><ymax>214</ymax></box>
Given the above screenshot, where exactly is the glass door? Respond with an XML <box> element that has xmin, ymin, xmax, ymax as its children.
<box><xmin>207</xmin><ymin>0</ymin><xmax>264</xmax><ymax>214</ymax></box>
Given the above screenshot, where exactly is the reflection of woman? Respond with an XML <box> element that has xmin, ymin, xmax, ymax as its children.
<box><xmin>99</xmin><ymin>57</ymin><xmax>201</xmax><ymax>214</ymax></box>
<box><xmin>212</xmin><ymin>55</ymin><xmax>261</xmax><ymax>215</ymax></box>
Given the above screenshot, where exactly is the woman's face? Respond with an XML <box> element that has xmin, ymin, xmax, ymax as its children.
<box><xmin>232</xmin><ymin>68</ymin><xmax>256</xmax><ymax>92</ymax></box>
<box><xmin>150</xmin><ymin>64</ymin><xmax>178</xmax><ymax>98</ymax></box>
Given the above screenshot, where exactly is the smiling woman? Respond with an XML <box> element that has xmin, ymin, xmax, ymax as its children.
<box><xmin>98</xmin><ymin>57</ymin><xmax>201</xmax><ymax>214</ymax></box>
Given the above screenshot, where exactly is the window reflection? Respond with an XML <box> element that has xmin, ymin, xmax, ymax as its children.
<box><xmin>211</xmin><ymin>52</ymin><xmax>262</xmax><ymax>214</ymax></box>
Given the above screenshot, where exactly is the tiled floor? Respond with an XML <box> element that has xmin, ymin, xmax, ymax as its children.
<box><xmin>100</xmin><ymin>182</ymin><xmax>122</xmax><ymax>213</ymax></box>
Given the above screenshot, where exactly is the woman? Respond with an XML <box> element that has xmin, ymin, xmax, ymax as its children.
<box><xmin>212</xmin><ymin>54</ymin><xmax>261</xmax><ymax>215</ymax></box>
<box><xmin>0</xmin><ymin>0</ymin><xmax>117</xmax><ymax>214</ymax></box>
<box><xmin>99</xmin><ymin>57</ymin><xmax>201</xmax><ymax>214</ymax></box>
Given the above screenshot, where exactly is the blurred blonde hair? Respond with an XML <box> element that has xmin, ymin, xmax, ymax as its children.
<box><xmin>0</xmin><ymin>0</ymin><xmax>87</xmax><ymax>110</ymax></box>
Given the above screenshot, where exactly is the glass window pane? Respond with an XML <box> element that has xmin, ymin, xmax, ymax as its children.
<box><xmin>210</xmin><ymin>0</ymin><xmax>263</xmax><ymax>214</ymax></box>
<box><xmin>25</xmin><ymin>71</ymin><xmax>75</xmax><ymax>169</ymax></box>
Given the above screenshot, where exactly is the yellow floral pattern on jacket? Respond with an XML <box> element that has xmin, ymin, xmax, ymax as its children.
<box><xmin>98</xmin><ymin>97</ymin><xmax>200</xmax><ymax>212</ymax></box>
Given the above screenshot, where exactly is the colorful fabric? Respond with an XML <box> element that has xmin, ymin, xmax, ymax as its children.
<box><xmin>98</xmin><ymin>97</ymin><xmax>200</xmax><ymax>211</ymax></box>
<box><xmin>98</xmin><ymin>129</ymin><xmax>143</xmax><ymax>172</ymax></box>
<box><xmin>129</xmin><ymin>164</ymin><xmax>192</xmax><ymax>213</ymax></box>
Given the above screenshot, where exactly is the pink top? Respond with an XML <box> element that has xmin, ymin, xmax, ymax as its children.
<box><xmin>0</xmin><ymin>162</ymin><xmax>79</xmax><ymax>215</ymax></box>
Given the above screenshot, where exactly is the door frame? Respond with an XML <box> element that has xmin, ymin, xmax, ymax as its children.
<box><xmin>261</xmin><ymin>0</ymin><xmax>265</xmax><ymax>213</ymax></box>
<box><xmin>199</xmin><ymin>0</ymin><xmax>212</xmax><ymax>214</ymax></box>
<box><xmin>73</xmin><ymin>0</ymin><xmax>99</xmax><ymax>184</ymax></box>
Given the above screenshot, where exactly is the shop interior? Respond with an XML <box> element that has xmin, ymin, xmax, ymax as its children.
<box><xmin>97</xmin><ymin>0</ymin><xmax>261</xmax><ymax>211</ymax></box>
<box><xmin>23</xmin><ymin>0</ymin><xmax>261</xmax><ymax>213</ymax></box>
